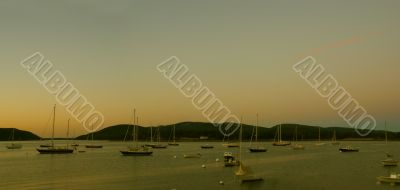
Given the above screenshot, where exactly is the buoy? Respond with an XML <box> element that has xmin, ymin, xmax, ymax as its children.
<box><xmin>216</xmin><ymin>158</ymin><xmax>220</xmax><ymax>162</ymax></box>
<box><xmin>219</xmin><ymin>181</ymin><xmax>224</xmax><ymax>185</ymax></box>
<box><xmin>202</xmin><ymin>164</ymin><xmax>206</xmax><ymax>168</ymax></box>
<box><xmin>173</xmin><ymin>155</ymin><xmax>177</xmax><ymax>158</ymax></box>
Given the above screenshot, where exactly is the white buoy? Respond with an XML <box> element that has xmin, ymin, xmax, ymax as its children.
<box><xmin>216</xmin><ymin>158</ymin><xmax>220</xmax><ymax>162</ymax></box>
<box><xmin>219</xmin><ymin>181</ymin><xmax>224</xmax><ymax>185</ymax></box>
<box><xmin>202</xmin><ymin>164</ymin><xmax>206</xmax><ymax>168</ymax></box>
<box><xmin>173</xmin><ymin>155</ymin><xmax>177</xmax><ymax>158</ymax></box>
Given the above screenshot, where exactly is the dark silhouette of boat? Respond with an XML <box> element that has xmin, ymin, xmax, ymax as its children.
<box><xmin>201</xmin><ymin>144</ymin><xmax>214</xmax><ymax>149</ymax></box>
<box><xmin>37</xmin><ymin>105</ymin><xmax>74</xmax><ymax>154</ymax></box>
<box><xmin>339</xmin><ymin>146</ymin><xmax>359</xmax><ymax>152</ymax></box>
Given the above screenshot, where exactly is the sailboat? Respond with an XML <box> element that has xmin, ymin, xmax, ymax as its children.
<box><xmin>331</xmin><ymin>129</ymin><xmax>340</xmax><ymax>145</ymax></box>
<box><xmin>249</xmin><ymin>114</ymin><xmax>267</xmax><ymax>152</ymax></box>
<box><xmin>145</xmin><ymin>127</ymin><xmax>167</xmax><ymax>149</ymax></box>
<box><xmin>168</xmin><ymin>124</ymin><xmax>179</xmax><ymax>146</ymax></box>
<box><xmin>121</xmin><ymin>109</ymin><xmax>153</xmax><ymax>156</ymax></box>
<box><xmin>6</xmin><ymin>128</ymin><xmax>23</xmax><ymax>149</ymax></box>
<box><xmin>85</xmin><ymin>132</ymin><xmax>103</xmax><ymax>148</ymax></box>
<box><xmin>235</xmin><ymin>118</ymin><xmax>263</xmax><ymax>183</ymax></box>
<box><xmin>381</xmin><ymin>121</ymin><xmax>398</xmax><ymax>166</ymax></box>
<box><xmin>315</xmin><ymin>127</ymin><xmax>325</xmax><ymax>146</ymax></box>
<box><xmin>37</xmin><ymin>105</ymin><xmax>74</xmax><ymax>154</ymax></box>
<box><xmin>292</xmin><ymin>125</ymin><xmax>305</xmax><ymax>150</ymax></box>
<box><xmin>67</xmin><ymin>119</ymin><xmax>79</xmax><ymax>147</ymax></box>
<box><xmin>272</xmin><ymin>124</ymin><xmax>291</xmax><ymax>146</ymax></box>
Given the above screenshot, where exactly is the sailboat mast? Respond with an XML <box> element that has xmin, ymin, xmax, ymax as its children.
<box><xmin>150</xmin><ymin>126</ymin><xmax>153</xmax><ymax>143</ymax></box>
<box><xmin>318</xmin><ymin>127</ymin><xmax>321</xmax><ymax>142</ymax></box>
<box><xmin>173</xmin><ymin>124</ymin><xmax>176</xmax><ymax>143</ymax></box>
<box><xmin>133</xmin><ymin>109</ymin><xmax>136</xmax><ymax>143</ymax></box>
<box><xmin>385</xmin><ymin>121</ymin><xmax>388</xmax><ymax>144</ymax></box>
<box><xmin>52</xmin><ymin>104</ymin><xmax>56</xmax><ymax>147</ymax></box>
<box><xmin>239</xmin><ymin>117</ymin><xmax>243</xmax><ymax>162</ymax></box>
<box><xmin>255</xmin><ymin>114</ymin><xmax>258</xmax><ymax>143</ymax></box>
<box><xmin>67</xmin><ymin>118</ymin><xmax>70</xmax><ymax>148</ymax></box>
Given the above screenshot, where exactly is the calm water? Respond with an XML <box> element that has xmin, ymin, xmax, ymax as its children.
<box><xmin>0</xmin><ymin>141</ymin><xmax>399</xmax><ymax>190</ymax></box>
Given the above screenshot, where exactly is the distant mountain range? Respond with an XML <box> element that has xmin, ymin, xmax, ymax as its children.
<box><xmin>1</xmin><ymin>122</ymin><xmax>398</xmax><ymax>141</ymax></box>
<box><xmin>75</xmin><ymin>122</ymin><xmax>400</xmax><ymax>141</ymax></box>
<box><xmin>0</xmin><ymin>128</ymin><xmax>41</xmax><ymax>141</ymax></box>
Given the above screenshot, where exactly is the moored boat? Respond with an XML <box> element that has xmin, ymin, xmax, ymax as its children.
<box><xmin>339</xmin><ymin>146</ymin><xmax>359</xmax><ymax>152</ymax></box>
<box><xmin>377</xmin><ymin>173</ymin><xmax>400</xmax><ymax>186</ymax></box>
<box><xmin>201</xmin><ymin>144</ymin><xmax>214</xmax><ymax>149</ymax></box>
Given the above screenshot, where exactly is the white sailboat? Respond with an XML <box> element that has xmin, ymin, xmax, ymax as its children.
<box><xmin>121</xmin><ymin>109</ymin><xmax>153</xmax><ymax>156</ymax></box>
<box><xmin>249</xmin><ymin>114</ymin><xmax>267</xmax><ymax>152</ymax></box>
<box><xmin>272</xmin><ymin>124</ymin><xmax>291</xmax><ymax>146</ymax></box>
<box><xmin>235</xmin><ymin>118</ymin><xmax>263</xmax><ymax>183</ymax></box>
<box><xmin>6</xmin><ymin>128</ymin><xmax>23</xmax><ymax>149</ymax></box>
<box><xmin>168</xmin><ymin>124</ymin><xmax>179</xmax><ymax>146</ymax></box>
<box><xmin>37</xmin><ymin>105</ymin><xmax>74</xmax><ymax>154</ymax></box>
<box><xmin>315</xmin><ymin>127</ymin><xmax>325</xmax><ymax>146</ymax></box>
<box><xmin>85</xmin><ymin>132</ymin><xmax>103</xmax><ymax>148</ymax></box>
<box><xmin>381</xmin><ymin>121</ymin><xmax>398</xmax><ymax>166</ymax></box>
<box><xmin>331</xmin><ymin>129</ymin><xmax>340</xmax><ymax>145</ymax></box>
<box><xmin>292</xmin><ymin>125</ymin><xmax>305</xmax><ymax>150</ymax></box>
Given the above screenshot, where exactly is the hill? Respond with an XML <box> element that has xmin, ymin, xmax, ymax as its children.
<box><xmin>76</xmin><ymin>122</ymin><xmax>400</xmax><ymax>141</ymax></box>
<box><xmin>0</xmin><ymin>128</ymin><xmax>41</xmax><ymax>141</ymax></box>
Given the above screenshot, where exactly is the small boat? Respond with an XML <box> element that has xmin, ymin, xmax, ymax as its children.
<box><xmin>382</xmin><ymin>158</ymin><xmax>399</xmax><ymax>166</ymax></box>
<box><xmin>272</xmin><ymin>124</ymin><xmax>291</xmax><ymax>146</ymax></box>
<box><xmin>168</xmin><ymin>124</ymin><xmax>179</xmax><ymax>146</ymax></box>
<box><xmin>249</xmin><ymin>114</ymin><xmax>267</xmax><ymax>153</ymax></box>
<box><xmin>37</xmin><ymin>105</ymin><xmax>74</xmax><ymax>154</ymax></box>
<box><xmin>377</xmin><ymin>173</ymin><xmax>400</xmax><ymax>186</ymax></box>
<box><xmin>120</xmin><ymin>110</ymin><xmax>153</xmax><ymax>156</ymax></box>
<box><xmin>249</xmin><ymin>147</ymin><xmax>267</xmax><ymax>152</ymax></box>
<box><xmin>6</xmin><ymin>143</ymin><xmax>23</xmax><ymax>149</ymax></box>
<box><xmin>183</xmin><ymin>153</ymin><xmax>201</xmax><ymax>158</ymax></box>
<box><xmin>315</xmin><ymin>127</ymin><xmax>325</xmax><ymax>146</ymax></box>
<box><xmin>381</xmin><ymin>153</ymin><xmax>399</xmax><ymax>166</ymax></box>
<box><xmin>339</xmin><ymin>146</ymin><xmax>359</xmax><ymax>152</ymax></box>
<box><xmin>85</xmin><ymin>145</ymin><xmax>103</xmax><ymax>148</ymax></box>
<box><xmin>331</xmin><ymin>129</ymin><xmax>340</xmax><ymax>145</ymax></box>
<box><xmin>152</xmin><ymin>144</ymin><xmax>168</xmax><ymax>149</ymax></box>
<box><xmin>201</xmin><ymin>144</ymin><xmax>214</xmax><ymax>149</ymax></box>
<box><xmin>224</xmin><ymin>152</ymin><xmax>239</xmax><ymax>167</ymax></box>
<box><xmin>292</xmin><ymin>125</ymin><xmax>305</xmax><ymax>150</ymax></box>
<box><xmin>6</xmin><ymin>129</ymin><xmax>23</xmax><ymax>149</ymax></box>
<box><xmin>146</xmin><ymin>127</ymin><xmax>168</xmax><ymax>149</ymax></box>
<box><xmin>37</xmin><ymin>146</ymin><xmax>74</xmax><ymax>154</ymax></box>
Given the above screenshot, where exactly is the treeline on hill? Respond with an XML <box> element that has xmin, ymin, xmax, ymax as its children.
<box><xmin>0</xmin><ymin>128</ymin><xmax>41</xmax><ymax>141</ymax></box>
<box><xmin>76</xmin><ymin>122</ymin><xmax>400</xmax><ymax>141</ymax></box>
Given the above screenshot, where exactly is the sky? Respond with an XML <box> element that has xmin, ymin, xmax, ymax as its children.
<box><xmin>0</xmin><ymin>0</ymin><xmax>399</xmax><ymax>137</ymax></box>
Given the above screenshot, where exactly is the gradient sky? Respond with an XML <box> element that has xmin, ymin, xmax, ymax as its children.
<box><xmin>1</xmin><ymin>0</ymin><xmax>399</xmax><ymax>137</ymax></box>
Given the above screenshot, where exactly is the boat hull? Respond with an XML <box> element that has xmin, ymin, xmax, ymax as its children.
<box><xmin>272</xmin><ymin>142</ymin><xmax>291</xmax><ymax>146</ymax></box>
<box><xmin>85</xmin><ymin>145</ymin><xmax>103</xmax><ymax>148</ymax></box>
<box><xmin>120</xmin><ymin>150</ymin><xmax>153</xmax><ymax>156</ymax></box>
<box><xmin>201</xmin><ymin>145</ymin><xmax>214</xmax><ymax>149</ymax></box>
<box><xmin>168</xmin><ymin>143</ymin><xmax>179</xmax><ymax>146</ymax></box>
<box><xmin>339</xmin><ymin>148</ymin><xmax>359</xmax><ymax>152</ymax></box>
<box><xmin>37</xmin><ymin>148</ymin><xmax>74</xmax><ymax>154</ymax></box>
<box><xmin>6</xmin><ymin>144</ymin><xmax>23</xmax><ymax>149</ymax></box>
<box><xmin>249</xmin><ymin>148</ymin><xmax>267</xmax><ymax>152</ymax></box>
